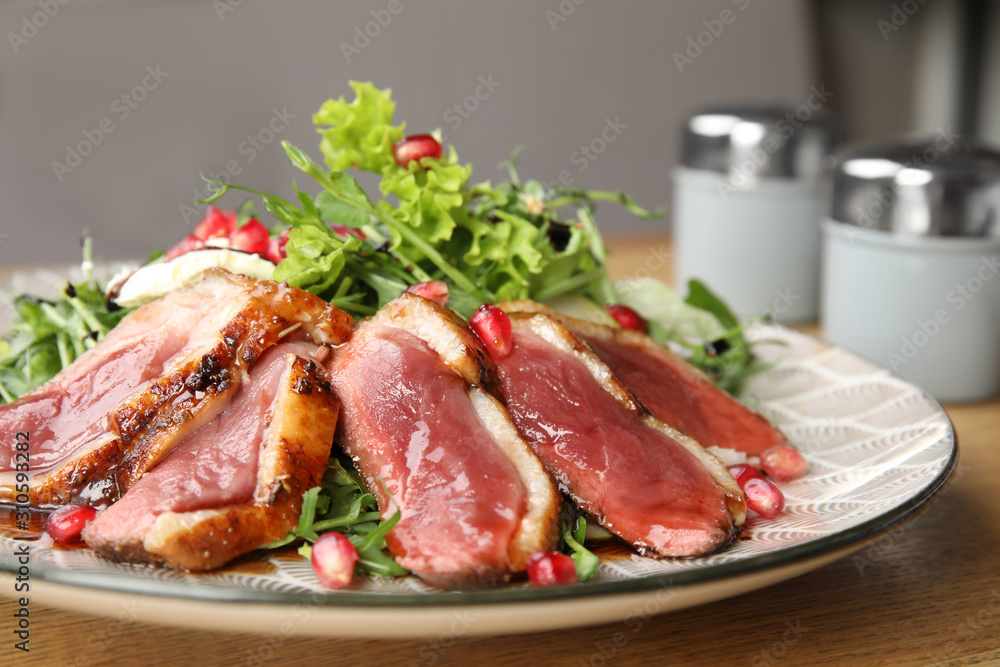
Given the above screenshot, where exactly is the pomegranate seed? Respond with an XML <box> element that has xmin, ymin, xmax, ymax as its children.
<box><xmin>46</xmin><ymin>504</ymin><xmax>97</xmax><ymax>544</ymax></box>
<box><xmin>392</xmin><ymin>134</ymin><xmax>443</xmax><ymax>167</ymax></box>
<box><xmin>311</xmin><ymin>532</ymin><xmax>359</xmax><ymax>589</ymax></box>
<box><xmin>193</xmin><ymin>205</ymin><xmax>237</xmax><ymax>241</ymax></box>
<box><xmin>405</xmin><ymin>280</ymin><xmax>450</xmax><ymax>307</ymax></box>
<box><xmin>263</xmin><ymin>228</ymin><xmax>291</xmax><ymax>264</ymax></box>
<box><xmin>760</xmin><ymin>445</ymin><xmax>809</xmax><ymax>483</ymax></box>
<box><xmin>469</xmin><ymin>304</ymin><xmax>513</xmax><ymax>359</ymax></box>
<box><xmin>604</xmin><ymin>304</ymin><xmax>647</xmax><ymax>332</ymax></box>
<box><xmin>526</xmin><ymin>551</ymin><xmax>578</xmax><ymax>587</ymax></box>
<box><xmin>743</xmin><ymin>477</ymin><xmax>785</xmax><ymax>519</ymax></box>
<box><xmin>229</xmin><ymin>219</ymin><xmax>270</xmax><ymax>255</ymax></box>
<box><xmin>164</xmin><ymin>234</ymin><xmax>205</xmax><ymax>261</ymax></box>
<box><xmin>728</xmin><ymin>463</ymin><xmax>765</xmax><ymax>489</ymax></box>
<box><xmin>329</xmin><ymin>222</ymin><xmax>366</xmax><ymax>240</ymax></box>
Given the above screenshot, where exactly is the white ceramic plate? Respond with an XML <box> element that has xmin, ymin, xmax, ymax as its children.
<box><xmin>0</xmin><ymin>267</ymin><xmax>957</xmax><ymax>637</ymax></box>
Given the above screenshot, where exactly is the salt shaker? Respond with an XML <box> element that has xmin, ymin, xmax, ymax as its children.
<box><xmin>674</xmin><ymin>104</ymin><xmax>842</xmax><ymax>322</ymax></box>
<box><xmin>822</xmin><ymin>135</ymin><xmax>1000</xmax><ymax>402</ymax></box>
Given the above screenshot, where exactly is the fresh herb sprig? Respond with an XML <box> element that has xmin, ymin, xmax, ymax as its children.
<box><xmin>560</xmin><ymin>512</ymin><xmax>599</xmax><ymax>581</ymax></box>
<box><xmin>262</xmin><ymin>456</ymin><xmax>408</xmax><ymax>578</ymax></box>
<box><xmin>200</xmin><ymin>82</ymin><xmax>662</xmax><ymax>319</ymax></box>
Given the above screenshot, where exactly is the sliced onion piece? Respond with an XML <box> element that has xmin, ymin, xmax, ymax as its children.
<box><xmin>107</xmin><ymin>248</ymin><xmax>276</xmax><ymax>309</ymax></box>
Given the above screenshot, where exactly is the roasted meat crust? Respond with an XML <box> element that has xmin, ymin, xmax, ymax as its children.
<box><xmin>84</xmin><ymin>353</ymin><xmax>339</xmax><ymax>571</ymax></box>
<box><xmin>1</xmin><ymin>269</ymin><xmax>352</xmax><ymax>508</ymax></box>
<box><xmin>109</xmin><ymin>272</ymin><xmax>350</xmax><ymax>495</ymax></box>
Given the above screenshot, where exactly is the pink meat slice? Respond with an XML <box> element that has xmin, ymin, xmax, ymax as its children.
<box><xmin>83</xmin><ymin>342</ymin><xmax>338</xmax><ymax>571</ymax></box>
<box><xmin>499</xmin><ymin>300</ymin><xmax>792</xmax><ymax>457</ymax></box>
<box><xmin>0</xmin><ymin>269</ymin><xmax>352</xmax><ymax>508</ymax></box>
<box><xmin>585</xmin><ymin>336</ymin><xmax>790</xmax><ymax>457</ymax></box>
<box><xmin>0</xmin><ymin>287</ymin><xmax>207</xmax><ymax>504</ymax></box>
<box><xmin>331</xmin><ymin>325</ymin><xmax>531</xmax><ymax>588</ymax></box>
<box><xmin>334</xmin><ymin>327</ymin><xmax>526</xmax><ymax>586</ymax></box>
<box><xmin>494</xmin><ymin>322</ymin><xmax>739</xmax><ymax>558</ymax></box>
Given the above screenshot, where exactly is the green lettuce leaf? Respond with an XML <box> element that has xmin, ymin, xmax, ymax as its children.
<box><xmin>314</xmin><ymin>81</ymin><xmax>404</xmax><ymax>173</ymax></box>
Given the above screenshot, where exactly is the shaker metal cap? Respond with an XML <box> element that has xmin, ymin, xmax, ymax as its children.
<box><xmin>830</xmin><ymin>135</ymin><xmax>1000</xmax><ymax>237</ymax></box>
<box><xmin>681</xmin><ymin>103</ymin><xmax>841</xmax><ymax>182</ymax></box>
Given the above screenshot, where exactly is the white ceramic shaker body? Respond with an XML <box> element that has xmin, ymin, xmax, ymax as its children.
<box><xmin>673</xmin><ymin>105</ymin><xmax>841</xmax><ymax>322</ymax></box>
<box><xmin>821</xmin><ymin>137</ymin><xmax>1000</xmax><ymax>402</ymax></box>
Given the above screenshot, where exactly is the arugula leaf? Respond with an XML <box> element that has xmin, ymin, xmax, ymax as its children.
<box><xmin>264</xmin><ymin>457</ymin><xmax>409</xmax><ymax>579</ymax></box>
<box><xmin>560</xmin><ymin>514</ymin><xmax>599</xmax><ymax>581</ymax></box>
<box><xmin>0</xmin><ymin>256</ymin><xmax>132</xmax><ymax>403</ymax></box>
<box><xmin>685</xmin><ymin>279</ymin><xmax>739</xmax><ymax>331</ymax></box>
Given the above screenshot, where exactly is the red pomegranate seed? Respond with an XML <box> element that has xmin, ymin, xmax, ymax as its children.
<box><xmin>329</xmin><ymin>222</ymin><xmax>366</xmax><ymax>240</ymax></box>
<box><xmin>743</xmin><ymin>477</ymin><xmax>785</xmax><ymax>519</ymax></box>
<box><xmin>46</xmin><ymin>505</ymin><xmax>97</xmax><ymax>544</ymax></box>
<box><xmin>392</xmin><ymin>134</ymin><xmax>443</xmax><ymax>167</ymax></box>
<box><xmin>526</xmin><ymin>551</ymin><xmax>578</xmax><ymax>587</ymax></box>
<box><xmin>405</xmin><ymin>280</ymin><xmax>450</xmax><ymax>307</ymax></box>
<box><xmin>311</xmin><ymin>532</ymin><xmax>359</xmax><ymax>589</ymax></box>
<box><xmin>229</xmin><ymin>219</ymin><xmax>271</xmax><ymax>255</ymax></box>
<box><xmin>728</xmin><ymin>463</ymin><xmax>765</xmax><ymax>489</ymax></box>
<box><xmin>193</xmin><ymin>205</ymin><xmax>237</xmax><ymax>241</ymax></box>
<box><xmin>263</xmin><ymin>228</ymin><xmax>291</xmax><ymax>264</ymax></box>
<box><xmin>760</xmin><ymin>445</ymin><xmax>809</xmax><ymax>483</ymax></box>
<box><xmin>469</xmin><ymin>304</ymin><xmax>513</xmax><ymax>359</ymax></box>
<box><xmin>164</xmin><ymin>234</ymin><xmax>205</xmax><ymax>261</ymax></box>
<box><xmin>604</xmin><ymin>304</ymin><xmax>647</xmax><ymax>332</ymax></box>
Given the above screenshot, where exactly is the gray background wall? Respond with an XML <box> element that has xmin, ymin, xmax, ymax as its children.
<box><xmin>0</xmin><ymin>0</ymin><xmax>994</xmax><ymax>266</ymax></box>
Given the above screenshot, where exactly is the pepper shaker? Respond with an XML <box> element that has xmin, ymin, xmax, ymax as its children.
<box><xmin>822</xmin><ymin>136</ymin><xmax>1000</xmax><ymax>402</ymax></box>
<box><xmin>674</xmin><ymin>105</ymin><xmax>842</xmax><ymax>322</ymax></box>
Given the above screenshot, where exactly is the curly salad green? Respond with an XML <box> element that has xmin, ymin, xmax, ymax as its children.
<box><xmin>0</xmin><ymin>82</ymin><xmax>770</xmax><ymax>582</ymax></box>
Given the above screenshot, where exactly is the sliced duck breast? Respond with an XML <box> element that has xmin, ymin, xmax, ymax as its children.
<box><xmin>329</xmin><ymin>294</ymin><xmax>560</xmax><ymax>589</ymax></box>
<box><xmin>0</xmin><ymin>269</ymin><xmax>351</xmax><ymax>508</ymax></box>
<box><xmin>501</xmin><ymin>300</ymin><xmax>794</xmax><ymax>458</ymax></box>
<box><xmin>82</xmin><ymin>342</ymin><xmax>338</xmax><ymax>571</ymax></box>
<box><xmin>492</xmin><ymin>310</ymin><xmax>744</xmax><ymax>558</ymax></box>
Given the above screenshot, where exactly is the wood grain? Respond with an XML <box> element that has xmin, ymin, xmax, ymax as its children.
<box><xmin>4</xmin><ymin>237</ymin><xmax>998</xmax><ymax>666</ymax></box>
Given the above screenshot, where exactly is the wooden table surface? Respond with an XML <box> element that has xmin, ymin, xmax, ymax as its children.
<box><xmin>4</xmin><ymin>237</ymin><xmax>999</xmax><ymax>667</ymax></box>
